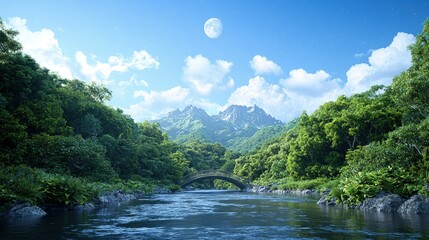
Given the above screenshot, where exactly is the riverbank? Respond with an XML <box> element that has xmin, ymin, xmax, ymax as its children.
<box><xmin>4</xmin><ymin>184</ymin><xmax>429</xmax><ymax>218</ymax></box>
<box><xmin>1</xmin><ymin>187</ymin><xmax>174</xmax><ymax>218</ymax></box>
<box><xmin>317</xmin><ymin>191</ymin><xmax>429</xmax><ymax>215</ymax></box>
<box><xmin>248</xmin><ymin>185</ymin><xmax>318</xmax><ymax>195</ymax></box>
<box><xmin>248</xmin><ymin>184</ymin><xmax>429</xmax><ymax>215</ymax></box>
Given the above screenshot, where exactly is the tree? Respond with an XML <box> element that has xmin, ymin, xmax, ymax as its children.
<box><xmin>391</xmin><ymin>20</ymin><xmax>429</xmax><ymax>123</ymax></box>
<box><xmin>0</xmin><ymin>18</ymin><xmax>22</xmax><ymax>59</ymax></box>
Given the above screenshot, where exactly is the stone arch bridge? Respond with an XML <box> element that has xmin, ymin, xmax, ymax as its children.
<box><xmin>181</xmin><ymin>170</ymin><xmax>248</xmax><ymax>191</ymax></box>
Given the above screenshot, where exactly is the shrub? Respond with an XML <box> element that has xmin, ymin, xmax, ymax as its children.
<box><xmin>333</xmin><ymin>166</ymin><xmax>425</xmax><ymax>206</ymax></box>
<box><xmin>41</xmin><ymin>173</ymin><xmax>100</xmax><ymax>206</ymax></box>
<box><xmin>276</xmin><ymin>178</ymin><xmax>327</xmax><ymax>191</ymax></box>
<box><xmin>0</xmin><ymin>165</ymin><xmax>43</xmax><ymax>204</ymax></box>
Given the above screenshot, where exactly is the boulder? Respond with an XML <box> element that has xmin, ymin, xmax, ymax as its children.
<box><xmin>96</xmin><ymin>190</ymin><xmax>136</xmax><ymax>207</ymax></box>
<box><xmin>317</xmin><ymin>195</ymin><xmax>337</xmax><ymax>206</ymax></box>
<box><xmin>6</xmin><ymin>203</ymin><xmax>47</xmax><ymax>217</ymax></box>
<box><xmin>398</xmin><ymin>195</ymin><xmax>429</xmax><ymax>215</ymax></box>
<box><xmin>359</xmin><ymin>193</ymin><xmax>405</xmax><ymax>213</ymax></box>
<box><xmin>249</xmin><ymin>185</ymin><xmax>271</xmax><ymax>193</ymax></box>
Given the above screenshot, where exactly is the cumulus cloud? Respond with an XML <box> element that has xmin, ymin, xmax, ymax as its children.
<box><xmin>183</xmin><ymin>54</ymin><xmax>234</xmax><ymax>95</ymax></box>
<box><xmin>227</xmin><ymin>76</ymin><xmax>294</xmax><ymax>121</ymax></box>
<box><xmin>227</xmin><ymin>76</ymin><xmax>343</xmax><ymax>122</ymax></box>
<box><xmin>345</xmin><ymin>32</ymin><xmax>415</xmax><ymax>94</ymax></box>
<box><xmin>250</xmin><ymin>55</ymin><xmax>282</xmax><ymax>75</ymax></box>
<box><xmin>75</xmin><ymin>50</ymin><xmax>159</xmax><ymax>84</ymax></box>
<box><xmin>7</xmin><ymin>17</ymin><xmax>73</xmax><ymax>79</ymax></box>
<box><xmin>118</xmin><ymin>75</ymin><xmax>149</xmax><ymax>87</ymax></box>
<box><xmin>133</xmin><ymin>86</ymin><xmax>190</xmax><ymax>104</ymax></box>
<box><xmin>126</xmin><ymin>86</ymin><xmax>224</xmax><ymax>121</ymax></box>
<box><xmin>127</xmin><ymin>86</ymin><xmax>190</xmax><ymax>120</ymax></box>
<box><xmin>280</xmin><ymin>68</ymin><xmax>341</xmax><ymax>97</ymax></box>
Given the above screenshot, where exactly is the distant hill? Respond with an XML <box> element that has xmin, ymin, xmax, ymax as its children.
<box><xmin>227</xmin><ymin>118</ymin><xmax>299</xmax><ymax>153</ymax></box>
<box><xmin>156</xmin><ymin>105</ymin><xmax>294</xmax><ymax>153</ymax></box>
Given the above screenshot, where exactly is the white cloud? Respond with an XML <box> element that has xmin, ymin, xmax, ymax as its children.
<box><xmin>134</xmin><ymin>86</ymin><xmax>190</xmax><ymax>103</ymax></box>
<box><xmin>227</xmin><ymin>76</ymin><xmax>294</xmax><ymax>121</ymax></box>
<box><xmin>75</xmin><ymin>50</ymin><xmax>159</xmax><ymax>84</ymax></box>
<box><xmin>118</xmin><ymin>75</ymin><xmax>149</xmax><ymax>87</ymax></box>
<box><xmin>126</xmin><ymin>85</ymin><xmax>224</xmax><ymax>121</ymax></box>
<box><xmin>227</xmin><ymin>74</ymin><xmax>343</xmax><ymax>122</ymax></box>
<box><xmin>345</xmin><ymin>32</ymin><xmax>415</xmax><ymax>94</ymax></box>
<box><xmin>354</xmin><ymin>53</ymin><xmax>365</xmax><ymax>58</ymax></box>
<box><xmin>127</xmin><ymin>86</ymin><xmax>190</xmax><ymax>121</ymax></box>
<box><xmin>250</xmin><ymin>55</ymin><xmax>282</xmax><ymax>75</ymax></box>
<box><xmin>183</xmin><ymin>54</ymin><xmax>234</xmax><ymax>95</ymax></box>
<box><xmin>7</xmin><ymin>17</ymin><xmax>73</xmax><ymax>79</ymax></box>
<box><xmin>280</xmin><ymin>68</ymin><xmax>341</xmax><ymax>96</ymax></box>
<box><xmin>284</xmin><ymin>88</ymin><xmax>343</xmax><ymax>120</ymax></box>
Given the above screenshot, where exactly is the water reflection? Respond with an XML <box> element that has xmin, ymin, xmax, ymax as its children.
<box><xmin>1</xmin><ymin>190</ymin><xmax>428</xmax><ymax>239</ymax></box>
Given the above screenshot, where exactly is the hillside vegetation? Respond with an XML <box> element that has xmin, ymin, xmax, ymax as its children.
<box><xmin>233</xmin><ymin>20</ymin><xmax>429</xmax><ymax>205</ymax></box>
<box><xmin>0</xmin><ymin>19</ymin><xmax>239</xmax><ymax>207</ymax></box>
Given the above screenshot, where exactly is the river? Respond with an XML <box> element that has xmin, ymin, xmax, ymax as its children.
<box><xmin>1</xmin><ymin>190</ymin><xmax>428</xmax><ymax>239</ymax></box>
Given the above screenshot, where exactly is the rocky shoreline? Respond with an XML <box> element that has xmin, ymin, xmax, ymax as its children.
<box><xmin>247</xmin><ymin>185</ymin><xmax>317</xmax><ymax>195</ymax></box>
<box><xmin>249</xmin><ymin>185</ymin><xmax>429</xmax><ymax>215</ymax></box>
<box><xmin>1</xmin><ymin>188</ymin><xmax>173</xmax><ymax>218</ymax></box>
<box><xmin>317</xmin><ymin>191</ymin><xmax>429</xmax><ymax>215</ymax></box>
<box><xmin>3</xmin><ymin>186</ymin><xmax>429</xmax><ymax>218</ymax></box>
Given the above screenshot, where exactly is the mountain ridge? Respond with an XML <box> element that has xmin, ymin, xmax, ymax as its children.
<box><xmin>155</xmin><ymin>104</ymin><xmax>289</xmax><ymax>152</ymax></box>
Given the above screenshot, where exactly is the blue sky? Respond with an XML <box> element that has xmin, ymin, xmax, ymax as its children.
<box><xmin>2</xmin><ymin>1</ymin><xmax>429</xmax><ymax>122</ymax></box>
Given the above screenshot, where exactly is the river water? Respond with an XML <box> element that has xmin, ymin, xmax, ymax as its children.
<box><xmin>1</xmin><ymin>190</ymin><xmax>429</xmax><ymax>239</ymax></box>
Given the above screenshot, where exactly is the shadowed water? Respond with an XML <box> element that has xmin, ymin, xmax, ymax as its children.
<box><xmin>1</xmin><ymin>190</ymin><xmax>428</xmax><ymax>239</ymax></box>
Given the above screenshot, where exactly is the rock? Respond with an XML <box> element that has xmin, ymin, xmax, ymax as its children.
<box><xmin>73</xmin><ymin>202</ymin><xmax>95</xmax><ymax>211</ymax></box>
<box><xmin>398</xmin><ymin>195</ymin><xmax>429</xmax><ymax>215</ymax></box>
<box><xmin>6</xmin><ymin>203</ymin><xmax>47</xmax><ymax>217</ymax></box>
<box><xmin>271</xmin><ymin>190</ymin><xmax>284</xmax><ymax>194</ymax></box>
<box><xmin>359</xmin><ymin>193</ymin><xmax>405</xmax><ymax>213</ymax></box>
<box><xmin>249</xmin><ymin>185</ymin><xmax>271</xmax><ymax>193</ymax></box>
<box><xmin>96</xmin><ymin>190</ymin><xmax>136</xmax><ymax>207</ymax></box>
<box><xmin>317</xmin><ymin>195</ymin><xmax>337</xmax><ymax>206</ymax></box>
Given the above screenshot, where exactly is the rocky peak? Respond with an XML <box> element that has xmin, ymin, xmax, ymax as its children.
<box><xmin>165</xmin><ymin>105</ymin><xmax>210</xmax><ymax>120</ymax></box>
<box><xmin>215</xmin><ymin>104</ymin><xmax>282</xmax><ymax>128</ymax></box>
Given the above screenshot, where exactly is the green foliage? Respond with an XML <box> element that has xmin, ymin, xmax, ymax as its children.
<box><xmin>183</xmin><ymin>140</ymin><xmax>227</xmax><ymax>171</ymax></box>
<box><xmin>2</xmin><ymin>16</ymin><xmax>429</xmax><ymax>209</ymax></box>
<box><xmin>391</xmin><ymin>20</ymin><xmax>429</xmax><ymax>123</ymax></box>
<box><xmin>0</xmin><ymin>17</ymin><xmax>196</xmax><ymax>206</ymax></box>
<box><xmin>41</xmin><ymin>173</ymin><xmax>100</xmax><ymax>206</ymax></box>
<box><xmin>0</xmin><ymin>18</ymin><xmax>22</xmax><ymax>58</ymax></box>
<box><xmin>214</xmin><ymin>179</ymin><xmax>239</xmax><ymax>190</ymax></box>
<box><xmin>333</xmin><ymin>166</ymin><xmax>426</xmax><ymax>206</ymax></box>
<box><xmin>98</xmin><ymin>134</ymin><xmax>140</xmax><ymax>179</ymax></box>
<box><xmin>23</xmin><ymin>134</ymin><xmax>116</xmax><ymax>181</ymax></box>
<box><xmin>233</xmin><ymin>83</ymin><xmax>403</xmax><ymax>184</ymax></box>
<box><xmin>275</xmin><ymin>178</ymin><xmax>327</xmax><ymax>191</ymax></box>
<box><xmin>0</xmin><ymin>109</ymin><xmax>27</xmax><ymax>164</ymax></box>
<box><xmin>228</xmin><ymin>123</ymin><xmax>294</xmax><ymax>153</ymax></box>
<box><xmin>0</xmin><ymin>165</ymin><xmax>43</xmax><ymax>204</ymax></box>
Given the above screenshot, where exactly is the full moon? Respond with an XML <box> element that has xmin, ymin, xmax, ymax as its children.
<box><xmin>204</xmin><ymin>18</ymin><xmax>222</xmax><ymax>39</ymax></box>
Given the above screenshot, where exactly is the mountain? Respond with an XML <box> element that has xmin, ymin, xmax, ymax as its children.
<box><xmin>227</xmin><ymin>118</ymin><xmax>299</xmax><ymax>153</ymax></box>
<box><xmin>156</xmin><ymin>105</ymin><xmax>290</xmax><ymax>152</ymax></box>
<box><xmin>215</xmin><ymin>105</ymin><xmax>282</xmax><ymax>129</ymax></box>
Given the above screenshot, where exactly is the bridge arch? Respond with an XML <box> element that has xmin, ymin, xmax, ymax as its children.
<box><xmin>181</xmin><ymin>170</ymin><xmax>248</xmax><ymax>191</ymax></box>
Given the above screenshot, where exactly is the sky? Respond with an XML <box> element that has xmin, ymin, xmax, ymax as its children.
<box><xmin>2</xmin><ymin>0</ymin><xmax>429</xmax><ymax>122</ymax></box>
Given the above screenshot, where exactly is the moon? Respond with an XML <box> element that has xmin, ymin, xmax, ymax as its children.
<box><xmin>204</xmin><ymin>18</ymin><xmax>222</xmax><ymax>39</ymax></box>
